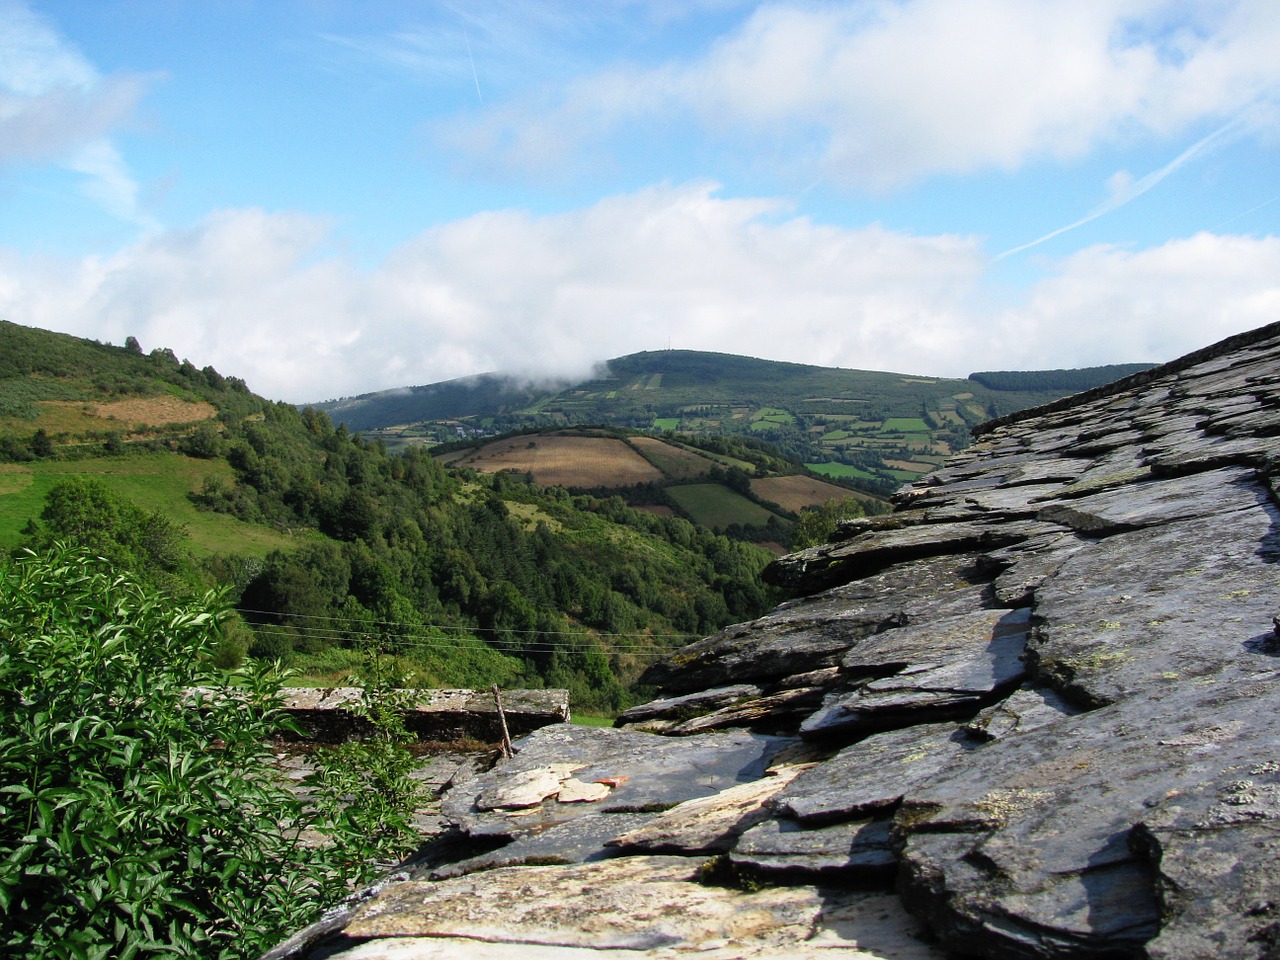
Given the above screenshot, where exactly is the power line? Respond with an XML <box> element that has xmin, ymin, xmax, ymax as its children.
<box><xmin>236</xmin><ymin>607</ymin><xmax>698</xmax><ymax>657</ymax></box>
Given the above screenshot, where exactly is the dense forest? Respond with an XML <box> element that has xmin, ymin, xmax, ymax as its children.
<box><xmin>0</xmin><ymin>321</ymin><xmax>778</xmax><ymax>714</ymax></box>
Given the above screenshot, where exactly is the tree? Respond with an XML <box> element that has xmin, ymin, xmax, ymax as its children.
<box><xmin>0</xmin><ymin>548</ymin><xmax>316</xmax><ymax>957</ymax></box>
<box><xmin>29</xmin><ymin>428</ymin><xmax>52</xmax><ymax>458</ymax></box>
<box><xmin>27</xmin><ymin>477</ymin><xmax>190</xmax><ymax>585</ymax></box>
<box><xmin>792</xmin><ymin>496</ymin><xmax>866</xmax><ymax>549</ymax></box>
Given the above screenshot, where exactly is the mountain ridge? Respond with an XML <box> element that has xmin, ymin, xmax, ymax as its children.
<box><xmin>312</xmin><ymin>349</ymin><xmax>1155</xmax><ymax>498</ymax></box>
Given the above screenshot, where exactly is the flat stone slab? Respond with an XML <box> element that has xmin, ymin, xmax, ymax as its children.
<box><xmin>605</xmin><ymin>766</ymin><xmax>807</xmax><ymax>854</ymax></box>
<box><xmin>730</xmin><ymin>815</ymin><xmax>897</xmax><ymax>880</ymax></box>
<box><xmin>1027</xmin><ymin>492</ymin><xmax>1280</xmax><ymax>708</ymax></box>
<box><xmin>276</xmin><ymin>687</ymin><xmax>569</xmax><ymax>742</ymax></box>
<box><xmin>315</xmin><ymin>868</ymin><xmax>950</xmax><ymax>959</ymax></box>
<box><xmin>800</xmin><ymin>609</ymin><xmax>1030</xmax><ymax>738</ymax></box>
<box><xmin>775</xmin><ymin>722</ymin><xmax>974</xmax><ymax>824</ymax></box>
<box><xmin>763</xmin><ymin>519</ymin><xmax>1059</xmax><ymax>593</ymax></box>
<box><xmin>442</xmin><ymin>725</ymin><xmax>797</xmax><ymax>844</ymax></box>
<box><xmin>644</xmin><ymin>554</ymin><xmax>993</xmax><ymax>695</ymax></box>
<box><xmin>1035</xmin><ymin>465</ymin><xmax>1260</xmax><ymax>535</ymax></box>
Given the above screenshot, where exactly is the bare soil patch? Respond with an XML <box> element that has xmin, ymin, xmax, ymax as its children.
<box><xmin>84</xmin><ymin>396</ymin><xmax>218</xmax><ymax>426</ymax></box>
<box><xmin>751</xmin><ymin>474</ymin><xmax>866</xmax><ymax>513</ymax></box>
<box><xmin>451</xmin><ymin>434</ymin><xmax>665</xmax><ymax>488</ymax></box>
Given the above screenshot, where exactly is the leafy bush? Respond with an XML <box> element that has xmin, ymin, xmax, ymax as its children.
<box><xmin>0</xmin><ymin>546</ymin><xmax>416</xmax><ymax>959</ymax></box>
<box><xmin>792</xmin><ymin>496</ymin><xmax>866</xmax><ymax>549</ymax></box>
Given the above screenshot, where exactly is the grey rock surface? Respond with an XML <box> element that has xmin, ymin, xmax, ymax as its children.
<box><xmin>271</xmin><ymin>320</ymin><xmax>1280</xmax><ymax>960</ymax></box>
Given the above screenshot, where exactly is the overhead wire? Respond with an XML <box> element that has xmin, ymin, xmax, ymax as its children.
<box><xmin>235</xmin><ymin>606</ymin><xmax>699</xmax><ymax>659</ymax></box>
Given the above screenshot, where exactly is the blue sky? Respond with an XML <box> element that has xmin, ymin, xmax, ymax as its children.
<box><xmin>1</xmin><ymin>0</ymin><xmax>1278</xmax><ymax>402</ymax></box>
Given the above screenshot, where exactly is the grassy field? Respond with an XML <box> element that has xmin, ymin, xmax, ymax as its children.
<box><xmin>667</xmin><ymin>483</ymin><xmax>777</xmax><ymax>530</ymax></box>
<box><xmin>628</xmin><ymin>436</ymin><xmax>715</xmax><ymax>481</ymax></box>
<box><xmin>806</xmin><ymin>462</ymin><xmax>884</xmax><ymax>483</ymax></box>
<box><xmin>0</xmin><ymin>453</ymin><xmax>300</xmax><ymax>557</ymax></box>
<box><xmin>881</xmin><ymin>417</ymin><xmax>930</xmax><ymax>433</ymax></box>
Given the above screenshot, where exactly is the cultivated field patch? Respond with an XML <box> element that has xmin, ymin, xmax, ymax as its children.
<box><xmin>18</xmin><ymin>397</ymin><xmax>219</xmax><ymax>437</ymax></box>
<box><xmin>628</xmin><ymin>436</ymin><xmax>716</xmax><ymax>481</ymax></box>
<box><xmin>667</xmin><ymin>483</ymin><xmax>776</xmax><ymax>530</ymax></box>
<box><xmin>751</xmin><ymin>474</ymin><xmax>878</xmax><ymax>512</ymax></box>
<box><xmin>447</xmin><ymin>434</ymin><xmax>665</xmax><ymax>488</ymax></box>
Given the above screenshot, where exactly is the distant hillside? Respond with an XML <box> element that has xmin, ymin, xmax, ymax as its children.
<box><xmin>968</xmin><ymin>363</ymin><xmax>1155</xmax><ymax>393</ymax></box>
<box><xmin>314</xmin><ymin>349</ymin><xmax>1156</xmax><ymax>497</ymax></box>
<box><xmin>0</xmin><ymin>321</ymin><xmax>786</xmax><ymax>713</ymax></box>
<box><xmin>436</xmin><ymin>426</ymin><xmax>878</xmax><ymax>550</ymax></box>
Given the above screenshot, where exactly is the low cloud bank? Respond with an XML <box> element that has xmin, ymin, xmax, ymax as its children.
<box><xmin>1</xmin><ymin>185</ymin><xmax>1277</xmax><ymax>402</ymax></box>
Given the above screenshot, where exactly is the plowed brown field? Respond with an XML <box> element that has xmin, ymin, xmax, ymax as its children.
<box><xmin>450</xmin><ymin>435</ymin><xmax>665</xmax><ymax>488</ymax></box>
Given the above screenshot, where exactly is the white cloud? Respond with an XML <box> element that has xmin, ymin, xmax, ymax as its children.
<box><xmin>993</xmin><ymin>232</ymin><xmax>1280</xmax><ymax>368</ymax></box>
<box><xmin>0</xmin><ymin>0</ymin><xmax>151</xmax><ymax>222</ymax></box>
<box><xmin>441</xmin><ymin>0</ymin><xmax>1280</xmax><ymax>188</ymax></box>
<box><xmin>1</xmin><ymin>187</ymin><xmax>1276</xmax><ymax>402</ymax></box>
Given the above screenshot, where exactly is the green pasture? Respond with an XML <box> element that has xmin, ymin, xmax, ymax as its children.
<box><xmin>752</xmin><ymin>407</ymin><xmax>793</xmax><ymax>422</ymax></box>
<box><xmin>0</xmin><ymin>452</ymin><xmax>300</xmax><ymax>557</ymax></box>
<box><xmin>667</xmin><ymin>483</ymin><xmax>778</xmax><ymax>530</ymax></box>
<box><xmin>653</xmin><ymin>418</ymin><xmax>680</xmax><ymax>431</ymax></box>
<box><xmin>880</xmin><ymin>417</ymin><xmax>930</xmax><ymax>433</ymax></box>
<box><xmin>805</xmin><ymin>462</ymin><xmax>882</xmax><ymax>483</ymax></box>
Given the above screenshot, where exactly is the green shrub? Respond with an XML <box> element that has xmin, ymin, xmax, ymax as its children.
<box><xmin>0</xmin><ymin>546</ymin><xmax>408</xmax><ymax>959</ymax></box>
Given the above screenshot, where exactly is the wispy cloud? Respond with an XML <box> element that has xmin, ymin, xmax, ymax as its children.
<box><xmin>998</xmin><ymin>115</ymin><xmax>1249</xmax><ymax>258</ymax></box>
<box><xmin>0</xmin><ymin>0</ymin><xmax>152</xmax><ymax>225</ymax></box>
<box><xmin>435</xmin><ymin>0</ymin><xmax>1280</xmax><ymax>189</ymax></box>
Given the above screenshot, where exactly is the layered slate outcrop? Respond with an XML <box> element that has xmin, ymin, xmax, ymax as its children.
<box><xmin>271</xmin><ymin>320</ymin><xmax>1280</xmax><ymax>960</ymax></box>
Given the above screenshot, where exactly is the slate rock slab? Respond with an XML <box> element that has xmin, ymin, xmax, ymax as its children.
<box><xmin>800</xmin><ymin>609</ymin><xmax>1030</xmax><ymax>738</ymax></box>
<box><xmin>643</xmin><ymin>554</ymin><xmax>993</xmax><ymax>695</ymax></box>
<box><xmin>774</xmin><ymin>722</ymin><xmax>974</xmax><ymax>824</ymax></box>
<box><xmin>729</xmin><ymin>815</ymin><xmax>896</xmax><ymax>880</ymax></box>
<box><xmin>1027</xmin><ymin>489</ymin><xmax>1280</xmax><ymax>709</ymax></box>
<box><xmin>316</xmin><ymin>871</ymin><xmax>951</xmax><ymax>959</ymax></box>
<box><xmin>605</xmin><ymin>766</ymin><xmax>806</xmax><ymax>854</ymax></box>
<box><xmin>441</xmin><ymin>725</ymin><xmax>797</xmax><ymax>844</ymax></box>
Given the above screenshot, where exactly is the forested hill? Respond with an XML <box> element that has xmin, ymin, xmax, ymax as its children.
<box><xmin>968</xmin><ymin>363</ymin><xmax>1155</xmax><ymax>392</ymax></box>
<box><xmin>0</xmin><ymin>320</ymin><xmax>778</xmax><ymax>713</ymax></box>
